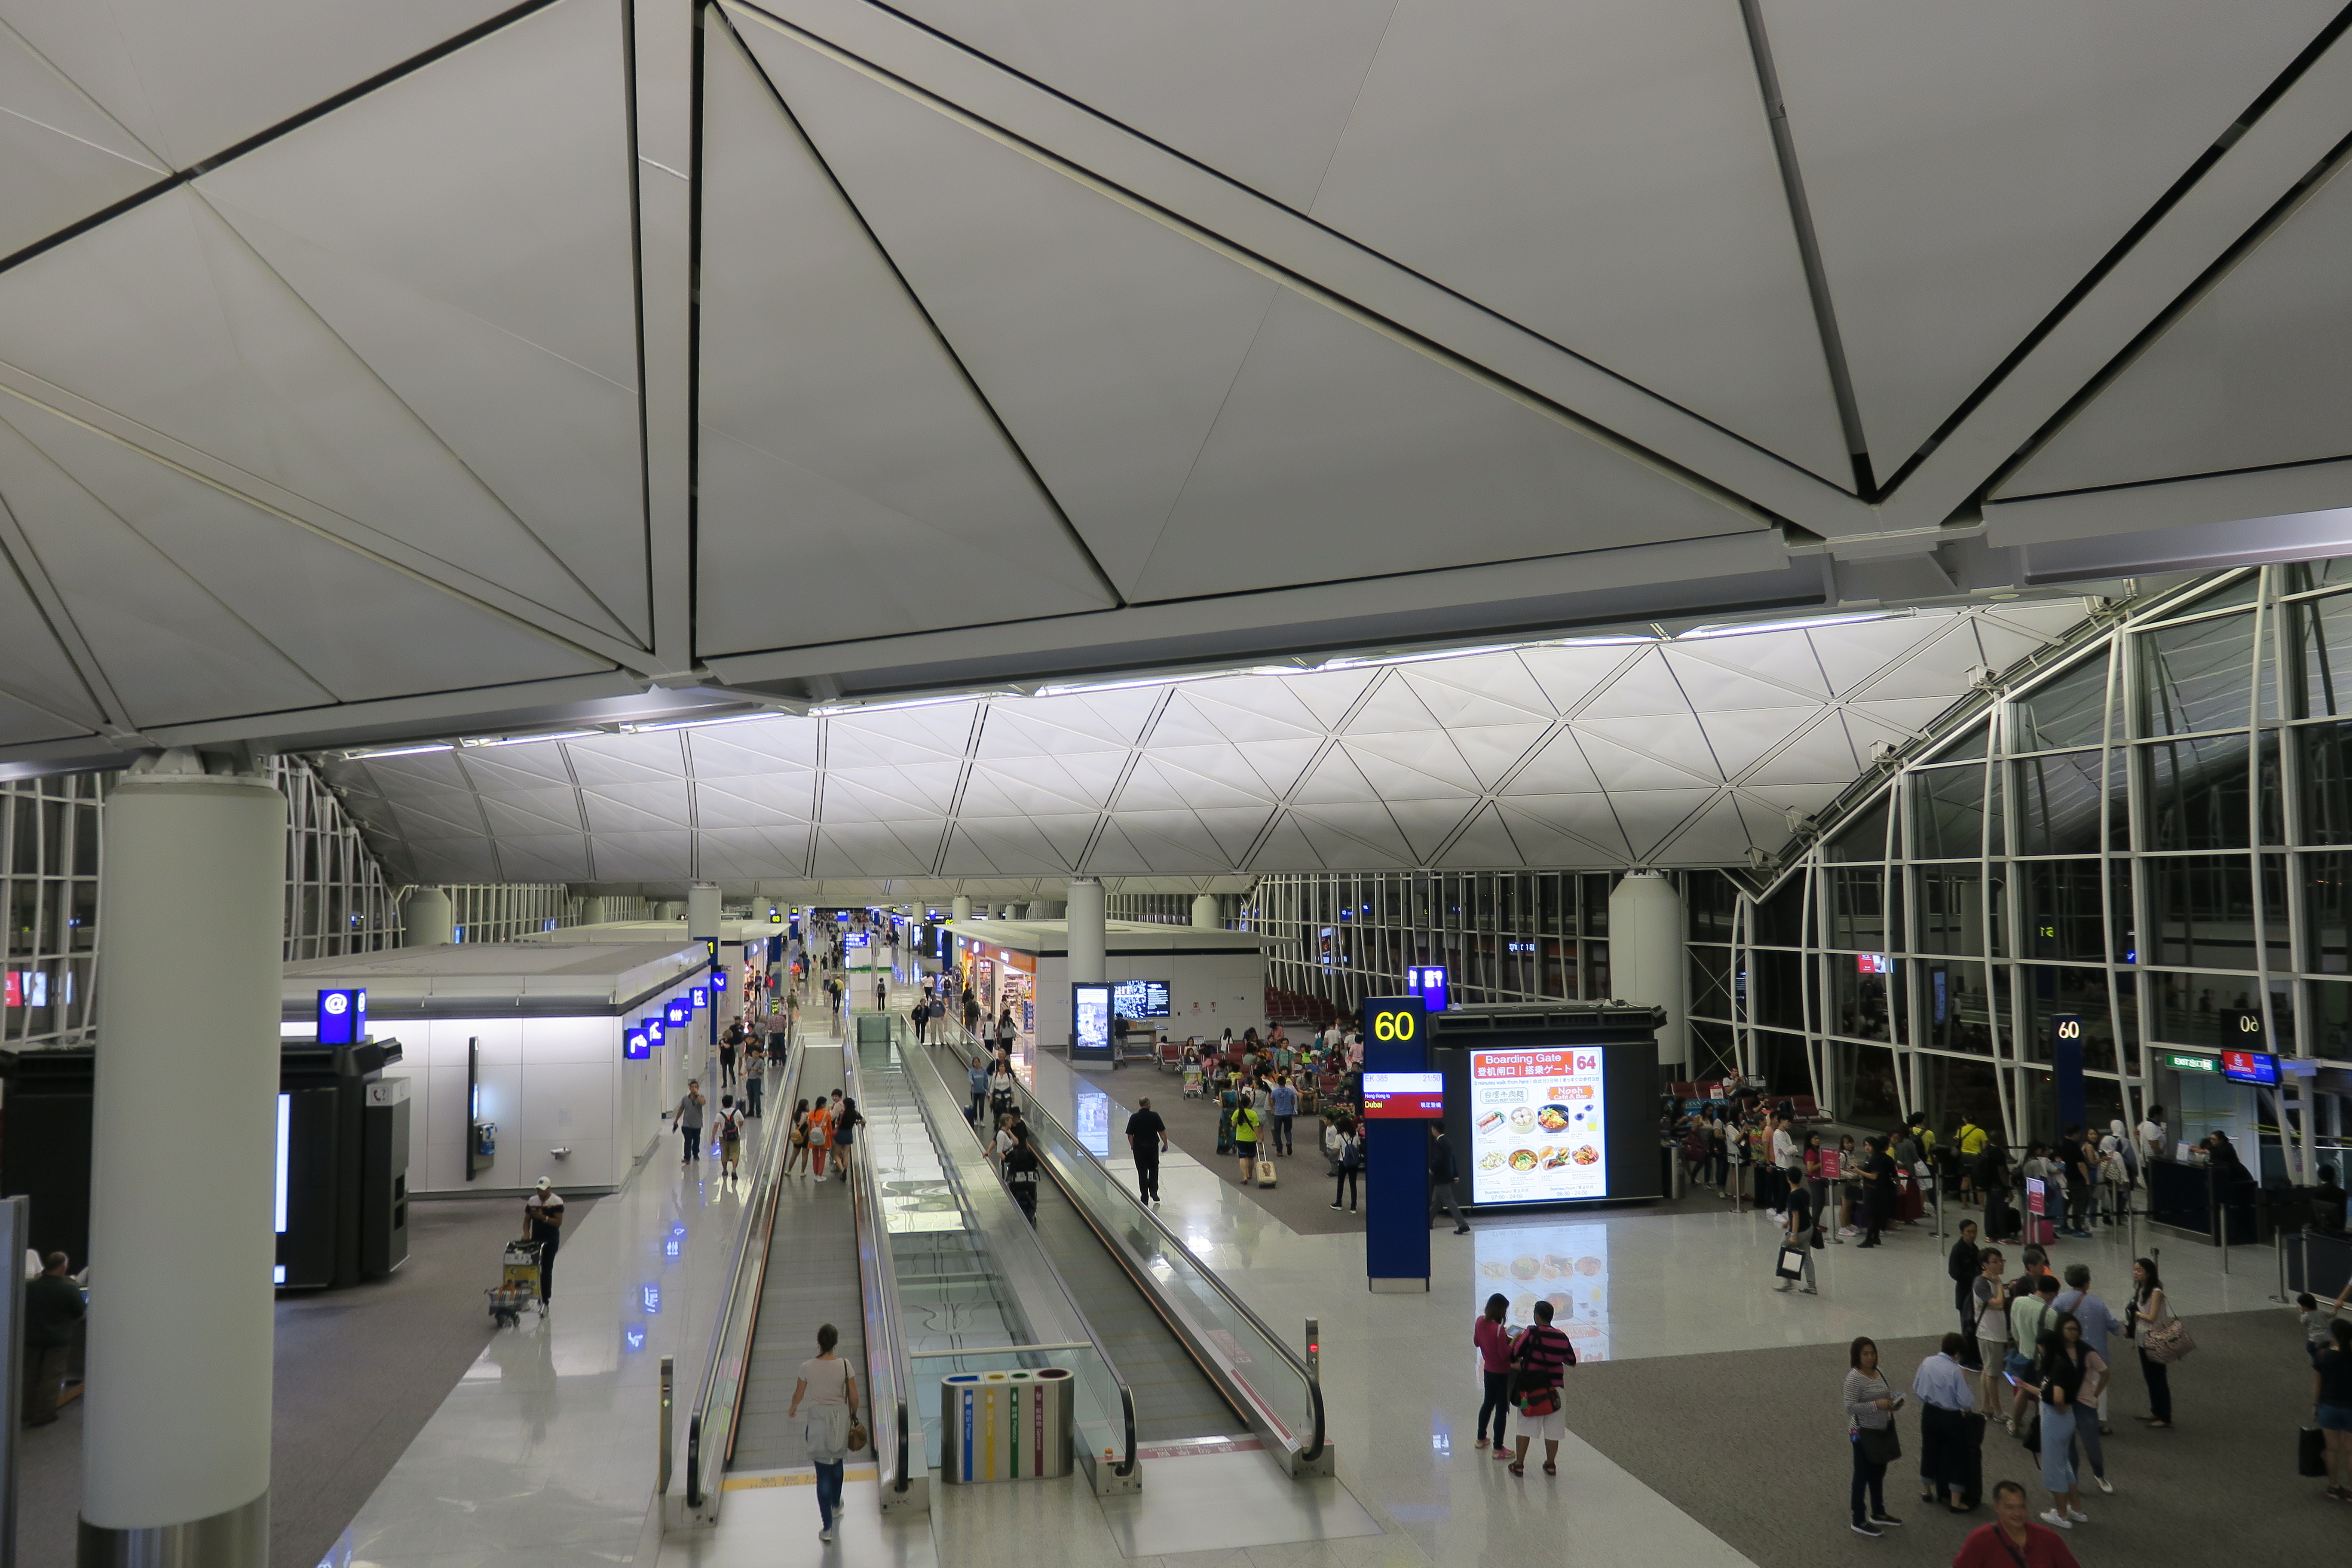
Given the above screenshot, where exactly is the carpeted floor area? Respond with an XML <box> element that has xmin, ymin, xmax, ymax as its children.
<box><xmin>1553</xmin><ymin>1306</ymin><xmax>2336</xmax><ymax>1568</ymax></box>
<box><xmin>17</xmin><ymin>1193</ymin><xmax>588</xmax><ymax>1568</ymax></box>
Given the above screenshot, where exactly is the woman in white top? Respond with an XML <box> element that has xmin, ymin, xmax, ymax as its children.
<box><xmin>787</xmin><ymin>1323</ymin><xmax>861</xmax><ymax>1542</ymax></box>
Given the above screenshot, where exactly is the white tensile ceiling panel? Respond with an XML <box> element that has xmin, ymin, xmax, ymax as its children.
<box><xmin>495</xmin><ymin>834</ymin><xmax>594</xmax><ymax>883</ymax></box>
<box><xmin>693</xmin><ymin>24</ymin><xmax>1112</xmax><ymax>654</ymax></box>
<box><xmin>1999</xmin><ymin>159</ymin><xmax>2352</xmax><ymax>497</ymax></box>
<box><xmin>0</xmin><ymin>392</ymin><xmax>604</xmax><ymax>719</ymax></box>
<box><xmin>0</xmin><ymin>189</ymin><xmax>631</xmax><ymax>641</ymax></box>
<box><xmin>1309</xmin><ymin>0</ymin><xmax>1851</xmax><ymax>481</ymax></box>
<box><xmin>739</xmin><ymin>15</ymin><xmax>1280</xmax><ymax>596</ymax></box>
<box><xmin>320</xmin><ymin>605</ymin><xmax>2092</xmax><ymax>885</ymax></box>
<box><xmin>1760</xmin><ymin>0</ymin><xmax>2342</xmax><ymax>467</ymax></box>
<box><xmin>868</xmin><ymin>0</ymin><xmax>1396</xmax><ymax>211</ymax></box>
<box><xmin>0</xmin><ymin>0</ymin><xmax>518</xmax><ymax>169</ymax></box>
<box><xmin>0</xmin><ymin>23</ymin><xmax>163</xmax><ymax>258</ymax></box>
<box><xmin>195</xmin><ymin>0</ymin><xmax>650</xmax><ymax>645</ymax></box>
<box><xmin>1127</xmin><ymin>291</ymin><xmax>1762</xmax><ymax>600</ymax></box>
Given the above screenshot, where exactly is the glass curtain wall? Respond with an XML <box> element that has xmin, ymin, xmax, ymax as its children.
<box><xmin>1244</xmin><ymin>871</ymin><xmax>1613</xmax><ymax>1013</ymax></box>
<box><xmin>1736</xmin><ymin>564</ymin><xmax>2346</xmax><ymax>1181</ymax></box>
<box><xmin>445</xmin><ymin>883</ymin><xmax>588</xmax><ymax>944</ymax></box>
<box><xmin>4</xmin><ymin>759</ymin><xmax>406</xmax><ymax>1046</ymax></box>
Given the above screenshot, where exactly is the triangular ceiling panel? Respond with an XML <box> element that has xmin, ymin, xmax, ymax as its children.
<box><xmin>1501</xmin><ymin>730</ymin><xmax>1608</xmax><ymax>796</ymax></box>
<box><xmin>1182</xmin><ymin>680</ymin><xmax>1329</xmax><ymax>741</ymax></box>
<box><xmin>1289</xmin><ymin>802</ymin><xmax>1416</xmax><ymax>867</ymax></box>
<box><xmin>1247</xmin><ymin>812</ymin><xmax>1328</xmax><ymax>873</ymax></box>
<box><xmin>1664</xmin><ymin>646</ymin><xmax>1841</xmax><ymax>713</ymax></box>
<box><xmin>1515</xmin><ymin>645</ymin><xmax>1653</xmax><ymax>714</ymax></box>
<box><xmin>1571</xmin><ymin>723</ymin><xmax>1720</xmax><ymax>790</ymax></box>
<box><xmin>1650</xmin><ymin>792</ymin><xmax>1755</xmax><ymax>865</ymax></box>
<box><xmin>2001</xmin><ymin>156</ymin><xmax>2352</xmax><ymax>495</ymax></box>
<box><xmin>478</xmin><ymin>790</ymin><xmax>586</xmax><ymax>837</ymax></box>
<box><xmin>1571</xmin><ymin>649</ymin><xmax>1692</xmax><ymax>720</ymax></box>
<box><xmin>1696</xmin><ymin>707</ymin><xmax>1826</xmax><ymax>781</ymax></box>
<box><xmin>1609</xmin><ymin>786</ymin><xmax>1721</xmax><ymax>861</ymax></box>
<box><xmin>1127</xmin><ymin>290</ymin><xmax>1760</xmax><ymax>600</ymax></box>
<box><xmin>0</xmin><ymin>21</ymin><xmax>163</xmax><ymax>257</ymax></box>
<box><xmin>1492</xmin><ymin>797</ymin><xmax>1632</xmax><ymax>866</ymax></box>
<box><xmin>455</xmin><ymin>746</ymin><xmax>576</xmax><ymax>789</ymax></box>
<box><xmin>1669</xmin><ymin>636</ymin><xmax>1831</xmax><ymax>701</ymax></box>
<box><xmin>196</xmin><ymin>0</ymin><xmax>650</xmax><ymax>644</ymax></box>
<box><xmin>859</xmin><ymin>0</ymin><xmax>1396</xmax><ymax>211</ymax></box>
<box><xmin>1442</xmin><ymin>803</ymin><xmax>1528</xmax><ymax>870</ymax></box>
<box><xmin>693</xmin><ymin>22</ymin><xmax>1112</xmax><ymax>655</ymax></box>
<box><xmin>1340</xmin><ymin>674</ymin><xmax>1443</xmax><ymax>737</ymax></box>
<box><xmin>734</xmin><ymin>9</ymin><xmax>1279</xmax><ymax>595</ymax></box>
<box><xmin>1308</xmin><ymin>0</ymin><xmax>1850</xmax><ymax>481</ymax></box>
<box><xmin>1763</xmin><ymin>0</ymin><xmax>2340</xmax><ymax>467</ymax></box>
<box><xmin>491</xmin><ymin>833</ymin><xmax>591</xmax><ymax>882</ymax></box>
<box><xmin>692</xmin><ymin>723</ymin><xmax>822</xmax><ymax>773</ymax></box>
<box><xmin>1386</xmin><ymin>797</ymin><xmax>1479</xmax><ymax>862</ymax></box>
<box><xmin>0</xmin><ymin>189</ymin><xmax>630</xmax><ymax>640</ymax></box>
<box><xmin>0</xmin><ymin>395</ymin><xmax>603</xmax><ymax>717</ymax></box>
<box><xmin>1339</xmin><ymin>732</ymin><xmax>1482</xmax><ymax>798</ymax></box>
<box><xmin>1399</xmin><ymin>664</ymin><xmax>1555</xmax><ymax>726</ymax></box>
<box><xmin>0</xmin><ymin>0</ymin><xmax>521</xmax><ymax>169</ymax></box>
<box><xmin>1447</xmin><ymin>723</ymin><xmax>1553</xmax><ymax>790</ymax></box>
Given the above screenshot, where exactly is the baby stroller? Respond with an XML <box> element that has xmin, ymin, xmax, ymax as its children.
<box><xmin>487</xmin><ymin>1238</ymin><xmax>543</xmax><ymax>1328</ymax></box>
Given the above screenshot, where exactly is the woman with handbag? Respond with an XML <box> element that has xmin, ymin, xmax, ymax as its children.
<box><xmin>1842</xmin><ymin>1337</ymin><xmax>1904</xmax><ymax>1536</ymax></box>
<box><xmin>787</xmin><ymin>1323</ymin><xmax>864</xmax><ymax>1544</ymax></box>
<box><xmin>784</xmin><ymin>1098</ymin><xmax>812</xmax><ymax>1177</ymax></box>
<box><xmin>1775</xmin><ymin>1175</ymin><xmax>1819</xmax><ymax>1293</ymax></box>
<box><xmin>1507</xmin><ymin>1298</ymin><xmax>1575</xmax><ymax>1477</ymax></box>
<box><xmin>2129</xmin><ymin>1256</ymin><xmax>2180</xmax><ymax>1428</ymax></box>
<box><xmin>1327</xmin><ymin>1115</ymin><xmax>1363</xmax><ymax>1212</ymax></box>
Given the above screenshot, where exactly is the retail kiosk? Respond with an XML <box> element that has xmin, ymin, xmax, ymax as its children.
<box><xmin>281</xmin><ymin>941</ymin><xmax>710</xmax><ymax>1195</ymax></box>
<box><xmin>946</xmin><ymin>917</ymin><xmax>1274</xmax><ymax>1058</ymax></box>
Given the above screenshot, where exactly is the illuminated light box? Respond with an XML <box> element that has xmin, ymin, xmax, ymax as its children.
<box><xmin>1362</xmin><ymin>1071</ymin><xmax>1444</xmax><ymax>1118</ymax></box>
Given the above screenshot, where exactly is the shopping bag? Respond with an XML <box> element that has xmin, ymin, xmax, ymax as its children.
<box><xmin>1775</xmin><ymin>1245</ymin><xmax>1806</xmax><ymax>1280</ymax></box>
<box><xmin>1256</xmin><ymin>1157</ymin><xmax>1277</xmax><ymax>1188</ymax></box>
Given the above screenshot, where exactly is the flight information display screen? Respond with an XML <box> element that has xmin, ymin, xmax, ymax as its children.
<box><xmin>1362</xmin><ymin>1071</ymin><xmax>1444</xmax><ymax>1119</ymax></box>
<box><xmin>1111</xmin><ymin>979</ymin><xmax>1170</xmax><ymax>1018</ymax></box>
<box><xmin>1467</xmin><ymin>1046</ymin><xmax>1610</xmax><ymax>1204</ymax></box>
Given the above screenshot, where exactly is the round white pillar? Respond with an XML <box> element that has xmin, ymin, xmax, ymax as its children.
<box><xmin>951</xmin><ymin>896</ymin><xmax>972</xmax><ymax>922</ymax></box>
<box><xmin>398</xmin><ymin>886</ymin><xmax>452</xmax><ymax>946</ymax></box>
<box><xmin>83</xmin><ymin>756</ymin><xmax>287</xmax><ymax>1563</ymax></box>
<box><xmin>1066</xmin><ymin>878</ymin><xmax>1106</xmax><ymax>984</ymax></box>
<box><xmin>1607</xmin><ymin>871</ymin><xmax>1688</xmax><ymax>1071</ymax></box>
<box><xmin>1191</xmin><ymin>894</ymin><xmax>1221</xmax><ymax>930</ymax></box>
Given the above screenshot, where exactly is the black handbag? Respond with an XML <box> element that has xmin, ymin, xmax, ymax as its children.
<box><xmin>2300</xmin><ymin>1425</ymin><xmax>2328</xmax><ymax>1478</ymax></box>
<box><xmin>1856</xmin><ymin>1423</ymin><xmax>1901</xmax><ymax>1466</ymax></box>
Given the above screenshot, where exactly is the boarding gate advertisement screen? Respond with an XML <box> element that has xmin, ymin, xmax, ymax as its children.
<box><xmin>1467</xmin><ymin>1047</ymin><xmax>1610</xmax><ymax>1204</ymax></box>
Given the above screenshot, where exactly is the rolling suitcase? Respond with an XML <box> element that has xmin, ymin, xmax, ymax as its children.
<box><xmin>1256</xmin><ymin>1157</ymin><xmax>1277</xmax><ymax>1188</ymax></box>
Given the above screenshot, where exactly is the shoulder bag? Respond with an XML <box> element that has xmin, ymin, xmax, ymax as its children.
<box><xmin>2140</xmin><ymin>1298</ymin><xmax>2196</xmax><ymax>1364</ymax></box>
<box><xmin>1855</xmin><ymin>1421</ymin><xmax>1901</xmax><ymax>1466</ymax></box>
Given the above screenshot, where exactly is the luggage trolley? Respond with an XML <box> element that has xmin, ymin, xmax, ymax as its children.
<box><xmin>488</xmin><ymin>1238</ymin><xmax>544</xmax><ymax>1328</ymax></box>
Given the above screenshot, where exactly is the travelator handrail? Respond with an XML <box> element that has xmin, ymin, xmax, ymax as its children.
<box><xmin>897</xmin><ymin>1017</ymin><xmax>1139</xmax><ymax>1485</ymax></box>
<box><xmin>840</xmin><ymin>1029</ymin><xmax>925</xmax><ymax>1510</ymax></box>
<box><xmin>937</xmin><ymin>1020</ymin><xmax>1327</xmax><ymax>1472</ymax></box>
<box><xmin>680</xmin><ymin>1036</ymin><xmax>803</xmax><ymax>1519</ymax></box>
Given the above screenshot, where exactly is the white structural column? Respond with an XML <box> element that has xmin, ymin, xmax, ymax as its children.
<box><xmin>951</xmin><ymin>895</ymin><xmax>972</xmax><ymax>922</ymax></box>
<box><xmin>83</xmin><ymin>753</ymin><xmax>287</xmax><ymax>1565</ymax></box>
<box><xmin>1191</xmin><ymin>894</ymin><xmax>1221</xmax><ymax>930</ymax></box>
<box><xmin>398</xmin><ymin>886</ymin><xmax>453</xmax><ymax>946</ymax></box>
<box><xmin>1607</xmin><ymin>871</ymin><xmax>1688</xmax><ymax>1070</ymax></box>
<box><xmin>1066</xmin><ymin>878</ymin><xmax>1106</xmax><ymax>984</ymax></box>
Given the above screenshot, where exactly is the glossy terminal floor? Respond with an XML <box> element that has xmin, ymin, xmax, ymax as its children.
<box><xmin>331</xmin><ymin>971</ymin><xmax>2303</xmax><ymax>1568</ymax></box>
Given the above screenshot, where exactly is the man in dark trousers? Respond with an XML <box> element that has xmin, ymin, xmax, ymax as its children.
<box><xmin>525</xmin><ymin>1178</ymin><xmax>566</xmax><ymax>1304</ymax></box>
<box><xmin>1126</xmin><ymin>1096</ymin><xmax>1170</xmax><ymax>1205</ymax></box>
<box><xmin>22</xmin><ymin>1251</ymin><xmax>83</xmax><ymax>1425</ymax></box>
<box><xmin>1428</xmin><ymin>1126</ymin><xmax>1470</xmax><ymax>1234</ymax></box>
<box><xmin>1948</xmin><ymin>1219</ymin><xmax>1983</xmax><ymax>1363</ymax></box>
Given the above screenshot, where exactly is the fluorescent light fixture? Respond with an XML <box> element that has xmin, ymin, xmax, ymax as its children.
<box><xmin>344</xmin><ymin>742</ymin><xmax>454</xmax><ymax>760</ymax></box>
<box><xmin>463</xmin><ymin>730</ymin><xmax>600</xmax><ymax>748</ymax></box>
<box><xmin>626</xmin><ymin>712</ymin><xmax>775</xmax><ymax>734</ymax></box>
<box><xmin>810</xmin><ymin>693</ymin><xmax>977</xmax><ymax>718</ymax></box>
<box><xmin>1678</xmin><ymin>610</ymin><xmax>1898</xmax><ymax>640</ymax></box>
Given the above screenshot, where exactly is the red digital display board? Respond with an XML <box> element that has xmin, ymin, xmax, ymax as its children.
<box><xmin>2221</xmin><ymin>1049</ymin><xmax>2278</xmax><ymax>1085</ymax></box>
<box><xmin>1361</xmin><ymin>1071</ymin><xmax>1445</xmax><ymax>1119</ymax></box>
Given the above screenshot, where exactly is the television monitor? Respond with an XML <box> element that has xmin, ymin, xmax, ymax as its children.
<box><xmin>2221</xmin><ymin>1049</ymin><xmax>2278</xmax><ymax>1086</ymax></box>
<box><xmin>1362</xmin><ymin>1071</ymin><xmax>1444</xmax><ymax>1119</ymax></box>
<box><xmin>1111</xmin><ymin>979</ymin><xmax>1169</xmax><ymax>1019</ymax></box>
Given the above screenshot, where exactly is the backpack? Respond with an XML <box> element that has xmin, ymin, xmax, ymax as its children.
<box><xmin>1339</xmin><ymin>1133</ymin><xmax>1363</xmax><ymax>1172</ymax></box>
